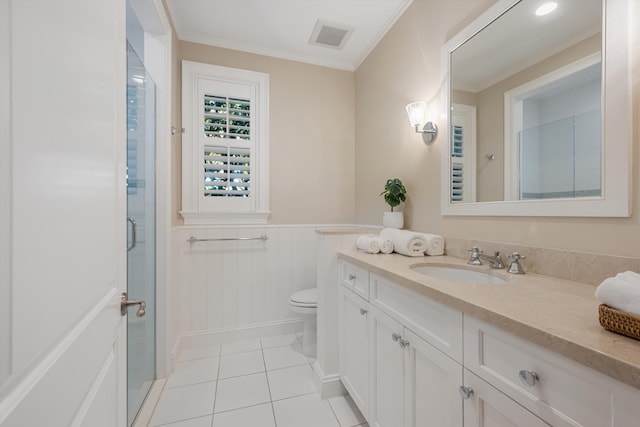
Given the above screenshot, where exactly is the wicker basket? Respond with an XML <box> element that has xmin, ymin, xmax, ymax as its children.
<box><xmin>598</xmin><ymin>304</ymin><xmax>640</xmax><ymax>340</ymax></box>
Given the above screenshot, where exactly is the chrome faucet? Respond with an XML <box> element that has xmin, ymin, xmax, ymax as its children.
<box><xmin>507</xmin><ymin>252</ymin><xmax>526</xmax><ymax>274</ymax></box>
<box><xmin>467</xmin><ymin>247</ymin><xmax>505</xmax><ymax>269</ymax></box>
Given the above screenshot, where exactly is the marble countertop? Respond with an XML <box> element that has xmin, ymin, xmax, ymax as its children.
<box><xmin>338</xmin><ymin>248</ymin><xmax>640</xmax><ymax>391</ymax></box>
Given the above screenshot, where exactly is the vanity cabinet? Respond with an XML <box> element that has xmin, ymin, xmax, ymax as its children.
<box><xmin>338</xmin><ymin>258</ymin><xmax>640</xmax><ymax>427</ymax></box>
<box><xmin>338</xmin><ymin>261</ymin><xmax>464</xmax><ymax>427</ymax></box>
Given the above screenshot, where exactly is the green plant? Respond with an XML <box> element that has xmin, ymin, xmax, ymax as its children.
<box><xmin>380</xmin><ymin>178</ymin><xmax>407</xmax><ymax>212</ymax></box>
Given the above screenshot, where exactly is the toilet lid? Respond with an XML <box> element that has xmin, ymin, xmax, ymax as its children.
<box><xmin>290</xmin><ymin>288</ymin><xmax>317</xmax><ymax>305</ymax></box>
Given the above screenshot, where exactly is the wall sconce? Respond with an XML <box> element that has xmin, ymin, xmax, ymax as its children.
<box><xmin>405</xmin><ymin>101</ymin><xmax>438</xmax><ymax>144</ymax></box>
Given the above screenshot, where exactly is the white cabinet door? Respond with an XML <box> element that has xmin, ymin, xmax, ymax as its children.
<box><xmin>339</xmin><ymin>286</ymin><xmax>370</xmax><ymax>419</ymax></box>
<box><xmin>404</xmin><ymin>329</ymin><xmax>463</xmax><ymax>427</ymax></box>
<box><xmin>463</xmin><ymin>370</ymin><xmax>550</xmax><ymax>427</ymax></box>
<box><xmin>369</xmin><ymin>306</ymin><xmax>405</xmax><ymax>427</ymax></box>
<box><xmin>0</xmin><ymin>0</ymin><xmax>127</xmax><ymax>426</ymax></box>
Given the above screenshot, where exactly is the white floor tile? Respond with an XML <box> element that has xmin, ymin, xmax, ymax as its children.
<box><xmin>218</xmin><ymin>350</ymin><xmax>264</xmax><ymax>379</ymax></box>
<box><xmin>212</xmin><ymin>403</ymin><xmax>275</xmax><ymax>427</ymax></box>
<box><xmin>263</xmin><ymin>345</ymin><xmax>309</xmax><ymax>371</ymax></box>
<box><xmin>328</xmin><ymin>394</ymin><xmax>367</xmax><ymax>427</ymax></box>
<box><xmin>214</xmin><ymin>372</ymin><xmax>271</xmax><ymax>413</ymax></box>
<box><xmin>160</xmin><ymin>415</ymin><xmax>213</xmax><ymax>426</ymax></box>
<box><xmin>166</xmin><ymin>357</ymin><xmax>220</xmax><ymax>389</ymax></box>
<box><xmin>178</xmin><ymin>344</ymin><xmax>221</xmax><ymax>362</ymax></box>
<box><xmin>260</xmin><ymin>333</ymin><xmax>299</xmax><ymax>349</ymax></box>
<box><xmin>267</xmin><ymin>364</ymin><xmax>316</xmax><ymax>401</ymax></box>
<box><xmin>220</xmin><ymin>338</ymin><xmax>261</xmax><ymax>355</ymax></box>
<box><xmin>273</xmin><ymin>393</ymin><xmax>340</xmax><ymax>427</ymax></box>
<box><xmin>149</xmin><ymin>381</ymin><xmax>216</xmax><ymax>426</ymax></box>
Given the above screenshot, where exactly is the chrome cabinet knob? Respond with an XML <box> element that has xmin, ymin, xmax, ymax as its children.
<box><xmin>348</xmin><ymin>274</ymin><xmax>356</xmax><ymax>281</ymax></box>
<box><xmin>392</xmin><ymin>332</ymin><xmax>402</xmax><ymax>342</ymax></box>
<box><xmin>458</xmin><ymin>385</ymin><xmax>474</xmax><ymax>400</ymax></box>
<box><xmin>359</xmin><ymin>308</ymin><xmax>368</xmax><ymax>315</ymax></box>
<box><xmin>518</xmin><ymin>369</ymin><xmax>539</xmax><ymax>387</ymax></box>
<box><xmin>399</xmin><ymin>338</ymin><xmax>410</xmax><ymax>348</ymax></box>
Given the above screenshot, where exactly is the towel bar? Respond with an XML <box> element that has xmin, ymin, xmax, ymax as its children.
<box><xmin>187</xmin><ymin>235</ymin><xmax>268</xmax><ymax>244</ymax></box>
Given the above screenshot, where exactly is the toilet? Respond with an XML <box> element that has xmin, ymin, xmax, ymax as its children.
<box><xmin>289</xmin><ymin>288</ymin><xmax>317</xmax><ymax>357</ymax></box>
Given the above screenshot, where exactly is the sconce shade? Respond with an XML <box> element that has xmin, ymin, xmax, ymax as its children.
<box><xmin>405</xmin><ymin>101</ymin><xmax>426</xmax><ymax>128</ymax></box>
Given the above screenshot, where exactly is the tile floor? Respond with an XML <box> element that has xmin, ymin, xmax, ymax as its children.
<box><xmin>147</xmin><ymin>333</ymin><xmax>368</xmax><ymax>427</ymax></box>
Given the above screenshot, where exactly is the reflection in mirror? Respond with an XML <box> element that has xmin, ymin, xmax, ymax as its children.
<box><xmin>449</xmin><ymin>0</ymin><xmax>602</xmax><ymax>203</ymax></box>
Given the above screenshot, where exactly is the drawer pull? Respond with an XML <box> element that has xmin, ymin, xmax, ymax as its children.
<box><xmin>458</xmin><ymin>385</ymin><xmax>474</xmax><ymax>400</ymax></box>
<box><xmin>399</xmin><ymin>338</ymin><xmax>410</xmax><ymax>348</ymax></box>
<box><xmin>348</xmin><ymin>274</ymin><xmax>356</xmax><ymax>281</ymax></box>
<box><xmin>519</xmin><ymin>370</ymin><xmax>539</xmax><ymax>387</ymax></box>
<box><xmin>359</xmin><ymin>308</ymin><xmax>368</xmax><ymax>315</ymax></box>
<box><xmin>392</xmin><ymin>332</ymin><xmax>402</xmax><ymax>342</ymax></box>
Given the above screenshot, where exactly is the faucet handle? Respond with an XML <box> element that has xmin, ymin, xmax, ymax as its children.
<box><xmin>467</xmin><ymin>247</ymin><xmax>483</xmax><ymax>265</ymax></box>
<box><xmin>507</xmin><ymin>252</ymin><xmax>526</xmax><ymax>274</ymax></box>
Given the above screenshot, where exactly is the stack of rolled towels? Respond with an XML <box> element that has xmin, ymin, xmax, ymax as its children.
<box><xmin>355</xmin><ymin>228</ymin><xmax>444</xmax><ymax>257</ymax></box>
<box><xmin>595</xmin><ymin>271</ymin><xmax>640</xmax><ymax>316</ymax></box>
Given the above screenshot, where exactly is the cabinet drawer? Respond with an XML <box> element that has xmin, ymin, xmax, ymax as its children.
<box><xmin>464</xmin><ymin>316</ymin><xmax>620</xmax><ymax>427</ymax></box>
<box><xmin>370</xmin><ymin>273</ymin><xmax>462</xmax><ymax>361</ymax></box>
<box><xmin>339</xmin><ymin>260</ymin><xmax>369</xmax><ymax>299</ymax></box>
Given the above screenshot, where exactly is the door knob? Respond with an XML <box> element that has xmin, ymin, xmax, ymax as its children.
<box><xmin>121</xmin><ymin>292</ymin><xmax>146</xmax><ymax>317</ymax></box>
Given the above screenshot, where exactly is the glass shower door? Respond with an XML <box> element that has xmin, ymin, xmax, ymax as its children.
<box><xmin>126</xmin><ymin>44</ymin><xmax>156</xmax><ymax>426</ymax></box>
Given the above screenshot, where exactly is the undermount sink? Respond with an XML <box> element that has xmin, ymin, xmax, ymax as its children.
<box><xmin>411</xmin><ymin>264</ymin><xmax>507</xmax><ymax>284</ymax></box>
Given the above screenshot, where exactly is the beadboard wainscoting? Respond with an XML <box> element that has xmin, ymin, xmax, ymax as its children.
<box><xmin>169</xmin><ymin>225</ymin><xmax>365</xmax><ymax>366</ymax></box>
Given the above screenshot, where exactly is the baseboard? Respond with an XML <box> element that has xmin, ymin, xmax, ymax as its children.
<box><xmin>173</xmin><ymin>319</ymin><xmax>303</xmax><ymax>364</ymax></box>
<box><xmin>312</xmin><ymin>360</ymin><xmax>346</xmax><ymax>400</ymax></box>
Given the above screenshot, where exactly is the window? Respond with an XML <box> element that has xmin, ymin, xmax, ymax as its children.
<box><xmin>181</xmin><ymin>61</ymin><xmax>269</xmax><ymax>224</ymax></box>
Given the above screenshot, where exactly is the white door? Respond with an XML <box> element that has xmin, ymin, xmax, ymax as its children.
<box><xmin>369</xmin><ymin>307</ymin><xmax>405</xmax><ymax>427</ymax></box>
<box><xmin>463</xmin><ymin>371</ymin><xmax>550</xmax><ymax>427</ymax></box>
<box><xmin>403</xmin><ymin>329</ymin><xmax>463</xmax><ymax>427</ymax></box>
<box><xmin>338</xmin><ymin>286</ymin><xmax>370</xmax><ymax>419</ymax></box>
<box><xmin>1</xmin><ymin>1</ymin><xmax>127</xmax><ymax>426</ymax></box>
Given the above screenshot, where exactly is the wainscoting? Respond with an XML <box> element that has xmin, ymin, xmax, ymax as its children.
<box><xmin>169</xmin><ymin>225</ymin><xmax>348</xmax><ymax>360</ymax></box>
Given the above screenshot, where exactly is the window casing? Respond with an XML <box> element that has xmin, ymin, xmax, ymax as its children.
<box><xmin>181</xmin><ymin>61</ymin><xmax>269</xmax><ymax>224</ymax></box>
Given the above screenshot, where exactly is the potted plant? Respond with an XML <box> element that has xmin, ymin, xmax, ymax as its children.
<box><xmin>380</xmin><ymin>178</ymin><xmax>407</xmax><ymax>228</ymax></box>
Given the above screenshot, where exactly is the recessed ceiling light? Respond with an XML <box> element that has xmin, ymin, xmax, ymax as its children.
<box><xmin>536</xmin><ymin>2</ymin><xmax>558</xmax><ymax>16</ymax></box>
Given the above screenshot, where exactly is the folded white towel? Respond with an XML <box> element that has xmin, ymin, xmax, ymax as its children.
<box><xmin>595</xmin><ymin>271</ymin><xmax>640</xmax><ymax>316</ymax></box>
<box><xmin>379</xmin><ymin>228</ymin><xmax>427</xmax><ymax>257</ymax></box>
<box><xmin>416</xmin><ymin>232</ymin><xmax>445</xmax><ymax>256</ymax></box>
<box><xmin>356</xmin><ymin>235</ymin><xmax>381</xmax><ymax>254</ymax></box>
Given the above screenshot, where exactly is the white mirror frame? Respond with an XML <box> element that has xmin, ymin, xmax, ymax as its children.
<box><xmin>440</xmin><ymin>0</ymin><xmax>633</xmax><ymax>217</ymax></box>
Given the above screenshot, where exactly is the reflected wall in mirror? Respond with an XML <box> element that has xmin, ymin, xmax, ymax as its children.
<box><xmin>441</xmin><ymin>0</ymin><xmax>632</xmax><ymax>217</ymax></box>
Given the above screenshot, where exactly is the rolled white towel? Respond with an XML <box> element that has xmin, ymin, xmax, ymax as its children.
<box><xmin>374</xmin><ymin>236</ymin><xmax>394</xmax><ymax>254</ymax></box>
<box><xmin>595</xmin><ymin>271</ymin><xmax>640</xmax><ymax>316</ymax></box>
<box><xmin>356</xmin><ymin>235</ymin><xmax>381</xmax><ymax>254</ymax></box>
<box><xmin>415</xmin><ymin>233</ymin><xmax>445</xmax><ymax>256</ymax></box>
<box><xmin>379</xmin><ymin>228</ymin><xmax>427</xmax><ymax>257</ymax></box>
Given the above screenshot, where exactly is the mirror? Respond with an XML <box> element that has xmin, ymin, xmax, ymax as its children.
<box><xmin>441</xmin><ymin>0</ymin><xmax>632</xmax><ymax>217</ymax></box>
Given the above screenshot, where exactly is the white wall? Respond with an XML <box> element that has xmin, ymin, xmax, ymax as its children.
<box><xmin>169</xmin><ymin>225</ymin><xmax>325</xmax><ymax>356</ymax></box>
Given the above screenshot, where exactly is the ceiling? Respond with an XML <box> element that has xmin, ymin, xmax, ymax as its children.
<box><xmin>165</xmin><ymin>0</ymin><xmax>413</xmax><ymax>71</ymax></box>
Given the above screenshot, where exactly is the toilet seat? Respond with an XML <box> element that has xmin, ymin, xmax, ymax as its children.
<box><xmin>289</xmin><ymin>288</ymin><xmax>317</xmax><ymax>307</ymax></box>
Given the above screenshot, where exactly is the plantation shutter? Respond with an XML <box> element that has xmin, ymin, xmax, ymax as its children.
<box><xmin>203</xmin><ymin>95</ymin><xmax>252</xmax><ymax>198</ymax></box>
<box><xmin>181</xmin><ymin>61</ymin><xmax>269</xmax><ymax>225</ymax></box>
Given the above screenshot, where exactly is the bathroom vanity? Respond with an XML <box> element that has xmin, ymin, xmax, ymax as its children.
<box><xmin>337</xmin><ymin>250</ymin><xmax>640</xmax><ymax>427</ymax></box>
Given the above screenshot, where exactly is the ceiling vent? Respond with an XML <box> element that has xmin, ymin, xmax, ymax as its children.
<box><xmin>309</xmin><ymin>19</ymin><xmax>354</xmax><ymax>50</ymax></box>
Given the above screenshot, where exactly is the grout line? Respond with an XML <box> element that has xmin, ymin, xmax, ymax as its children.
<box><xmin>261</xmin><ymin>342</ymin><xmax>279</xmax><ymax>427</ymax></box>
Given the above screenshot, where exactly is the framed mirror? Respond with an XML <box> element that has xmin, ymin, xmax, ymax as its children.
<box><xmin>441</xmin><ymin>0</ymin><xmax>632</xmax><ymax>216</ymax></box>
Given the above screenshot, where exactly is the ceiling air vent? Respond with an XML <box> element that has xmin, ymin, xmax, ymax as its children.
<box><xmin>309</xmin><ymin>19</ymin><xmax>354</xmax><ymax>50</ymax></box>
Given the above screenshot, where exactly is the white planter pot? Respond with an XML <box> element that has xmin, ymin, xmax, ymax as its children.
<box><xmin>383</xmin><ymin>211</ymin><xmax>404</xmax><ymax>229</ymax></box>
